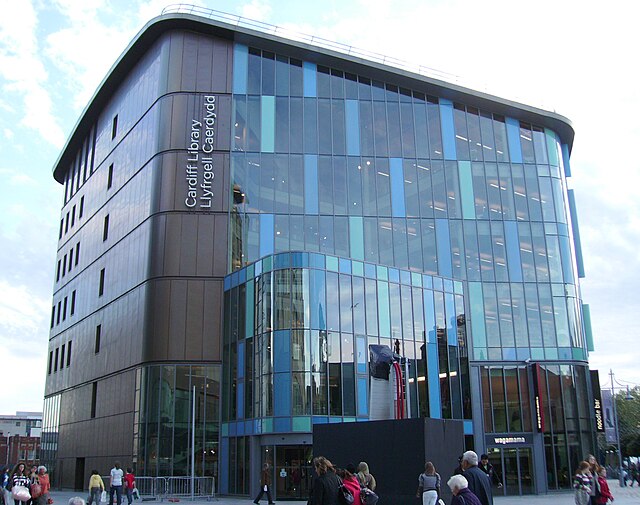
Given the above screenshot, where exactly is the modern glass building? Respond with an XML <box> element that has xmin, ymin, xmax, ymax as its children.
<box><xmin>43</xmin><ymin>7</ymin><xmax>596</xmax><ymax>497</ymax></box>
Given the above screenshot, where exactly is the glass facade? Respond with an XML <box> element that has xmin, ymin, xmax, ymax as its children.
<box><xmin>224</xmin><ymin>42</ymin><xmax>593</xmax><ymax>495</ymax></box>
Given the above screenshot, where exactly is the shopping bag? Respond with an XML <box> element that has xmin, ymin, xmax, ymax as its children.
<box><xmin>12</xmin><ymin>486</ymin><xmax>31</xmax><ymax>502</ymax></box>
<box><xmin>132</xmin><ymin>488</ymin><xmax>140</xmax><ymax>500</ymax></box>
<box><xmin>100</xmin><ymin>491</ymin><xmax>108</xmax><ymax>503</ymax></box>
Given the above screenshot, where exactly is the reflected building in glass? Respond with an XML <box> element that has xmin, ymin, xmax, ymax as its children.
<box><xmin>43</xmin><ymin>9</ymin><xmax>596</xmax><ymax>497</ymax></box>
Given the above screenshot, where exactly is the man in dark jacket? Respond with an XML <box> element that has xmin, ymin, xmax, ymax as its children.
<box><xmin>461</xmin><ymin>451</ymin><xmax>493</xmax><ymax>505</ymax></box>
<box><xmin>479</xmin><ymin>454</ymin><xmax>502</xmax><ymax>488</ymax></box>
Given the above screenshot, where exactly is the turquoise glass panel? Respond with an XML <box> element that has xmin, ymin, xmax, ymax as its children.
<box><xmin>349</xmin><ymin>216</ymin><xmax>364</xmax><ymax>261</ymax></box>
<box><xmin>261</xmin><ymin>96</ymin><xmax>275</xmax><ymax>152</ymax></box>
<box><xmin>232</xmin><ymin>44</ymin><xmax>248</xmax><ymax>94</ymax></box>
<box><xmin>390</xmin><ymin>158</ymin><xmax>406</xmax><ymax>217</ymax></box>
<box><xmin>292</xmin><ymin>417</ymin><xmax>312</xmax><ymax>432</ymax></box>
<box><xmin>352</xmin><ymin>261</ymin><xmax>364</xmax><ymax>277</ymax></box>
<box><xmin>439</xmin><ymin>99</ymin><xmax>457</xmax><ymax>160</ymax></box>
<box><xmin>544</xmin><ymin>129</ymin><xmax>559</xmax><ymax>166</ymax></box>
<box><xmin>246</xmin><ymin>280</ymin><xmax>254</xmax><ymax>337</ymax></box>
<box><xmin>303</xmin><ymin>61</ymin><xmax>317</xmax><ymax>97</ymax></box>
<box><xmin>427</xmin><ymin>343</ymin><xmax>441</xmax><ymax>418</ymax></box>
<box><xmin>505</xmin><ymin>117</ymin><xmax>523</xmax><ymax>163</ymax></box>
<box><xmin>304</xmin><ymin>155</ymin><xmax>318</xmax><ymax>214</ymax></box>
<box><xmin>345</xmin><ymin>99</ymin><xmax>360</xmax><ymax>155</ymax></box>
<box><xmin>468</xmin><ymin>282</ymin><xmax>487</xmax><ymax>348</ymax></box>
<box><xmin>561</xmin><ymin>143</ymin><xmax>572</xmax><ymax>177</ymax></box>
<box><xmin>504</xmin><ymin>221</ymin><xmax>523</xmax><ymax>282</ymax></box>
<box><xmin>458</xmin><ymin>161</ymin><xmax>475</xmax><ymax>219</ymax></box>
<box><xmin>583</xmin><ymin>304</ymin><xmax>594</xmax><ymax>352</ymax></box>
<box><xmin>377</xmin><ymin>280</ymin><xmax>391</xmax><ymax>337</ymax></box>
<box><xmin>357</xmin><ymin>377</ymin><xmax>368</xmax><ymax>415</ymax></box>
<box><xmin>567</xmin><ymin>189</ymin><xmax>585</xmax><ymax>278</ymax></box>
<box><xmin>559</xmin><ymin>235</ymin><xmax>575</xmax><ymax>284</ymax></box>
<box><xmin>435</xmin><ymin>219</ymin><xmax>452</xmax><ymax>278</ymax></box>
<box><xmin>326</xmin><ymin>256</ymin><xmax>339</xmax><ymax>271</ymax></box>
<box><xmin>259</xmin><ymin>214</ymin><xmax>274</xmax><ymax>257</ymax></box>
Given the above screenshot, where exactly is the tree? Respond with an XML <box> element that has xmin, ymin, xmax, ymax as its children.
<box><xmin>614</xmin><ymin>386</ymin><xmax>640</xmax><ymax>458</ymax></box>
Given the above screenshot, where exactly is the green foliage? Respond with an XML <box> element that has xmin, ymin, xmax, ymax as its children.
<box><xmin>615</xmin><ymin>387</ymin><xmax>640</xmax><ymax>457</ymax></box>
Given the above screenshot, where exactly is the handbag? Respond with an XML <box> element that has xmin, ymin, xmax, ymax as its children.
<box><xmin>337</xmin><ymin>477</ymin><xmax>354</xmax><ymax>505</ymax></box>
<box><xmin>12</xmin><ymin>485</ymin><xmax>31</xmax><ymax>502</ymax></box>
<box><xmin>47</xmin><ymin>499</ymin><xmax>54</xmax><ymax>505</ymax></box>
<box><xmin>100</xmin><ymin>491</ymin><xmax>108</xmax><ymax>503</ymax></box>
<box><xmin>31</xmin><ymin>483</ymin><xmax>43</xmax><ymax>499</ymax></box>
<box><xmin>361</xmin><ymin>487</ymin><xmax>379</xmax><ymax>505</ymax></box>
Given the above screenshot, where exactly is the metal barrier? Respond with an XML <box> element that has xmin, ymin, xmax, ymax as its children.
<box><xmin>102</xmin><ymin>476</ymin><xmax>215</xmax><ymax>501</ymax></box>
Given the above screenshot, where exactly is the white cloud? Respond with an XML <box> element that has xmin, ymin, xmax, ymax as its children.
<box><xmin>239</xmin><ymin>0</ymin><xmax>272</xmax><ymax>21</ymax></box>
<box><xmin>0</xmin><ymin>0</ymin><xmax>65</xmax><ymax>147</ymax></box>
<box><xmin>3</xmin><ymin>128</ymin><xmax>13</xmax><ymax>140</ymax></box>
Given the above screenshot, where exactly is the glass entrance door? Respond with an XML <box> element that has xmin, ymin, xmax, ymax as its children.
<box><xmin>271</xmin><ymin>445</ymin><xmax>313</xmax><ymax>500</ymax></box>
<box><xmin>487</xmin><ymin>446</ymin><xmax>534</xmax><ymax>495</ymax></box>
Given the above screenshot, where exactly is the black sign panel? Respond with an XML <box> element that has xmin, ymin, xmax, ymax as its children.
<box><xmin>590</xmin><ymin>370</ymin><xmax>605</xmax><ymax>432</ymax></box>
<box><xmin>485</xmin><ymin>433</ymin><xmax>533</xmax><ymax>446</ymax></box>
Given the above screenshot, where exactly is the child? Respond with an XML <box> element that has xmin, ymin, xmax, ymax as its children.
<box><xmin>573</xmin><ymin>461</ymin><xmax>592</xmax><ymax>505</ymax></box>
<box><xmin>596</xmin><ymin>468</ymin><xmax>614</xmax><ymax>504</ymax></box>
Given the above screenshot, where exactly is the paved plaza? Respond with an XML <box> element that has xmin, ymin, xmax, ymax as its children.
<box><xmin>48</xmin><ymin>480</ymin><xmax>640</xmax><ymax>505</ymax></box>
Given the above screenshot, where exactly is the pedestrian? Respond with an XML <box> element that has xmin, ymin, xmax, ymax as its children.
<box><xmin>11</xmin><ymin>462</ymin><xmax>30</xmax><ymax>505</ymax></box>
<box><xmin>452</xmin><ymin>456</ymin><xmax>463</xmax><ymax>476</ymax></box>
<box><xmin>109</xmin><ymin>462</ymin><xmax>124</xmax><ymax>505</ymax></box>
<box><xmin>447</xmin><ymin>475</ymin><xmax>481</xmax><ymax>505</ymax></box>
<box><xmin>461</xmin><ymin>451</ymin><xmax>492</xmax><ymax>505</ymax></box>
<box><xmin>33</xmin><ymin>467</ymin><xmax>50</xmax><ymax>505</ymax></box>
<box><xmin>338</xmin><ymin>464</ymin><xmax>362</xmax><ymax>505</ymax></box>
<box><xmin>2</xmin><ymin>466</ymin><xmax>12</xmax><ymax>505</ymax></box>
<box><xmin>253</xmin><ymin>463</ymin><xmax>274</xmax><ymax>505</ymax></box>
<box><xmin>123</xmin><ymin>469</ymin><xmax>135</xmax><ymax>505</ymax></box>
<box><xmin>478</xmin><ymin>455</ymin><xmax>502</xmax><ymax>489</ymax></box>
<box><xmin>416</xmin><ymin>462</ymin><xmax>440</xmax><ymax>505</ymax></box>
<box><xmin>573</xmin><ymin>461</ymin><xmax>593</xmax><ymax>505</ymax></box>
<box><xmin>595</xmin><ymin>468</ymin><xmax>613</xmax><ymax>504</ymax></box>
<box><xmin>356</xmin><ymin>462</ymin><xmax>376</xmax><ymax>492</ymax></box>
<box><xmin>87</xmin><ymin>470</ymin><xmax>104</xmax><ymax>505</ymax></box>
<box><xmin>311</xmin><ymin>457</ymin><xmax>340</xmax><ymax>505</ymax></box>
<box><xmin>586</xmin><ymin>455</ymin><xmax>600</xmax><ymax>504</ymax></box>
<box><xmin>27</xmin><ymin>467</ymin><xmax>38</xmax><ymax>505</ymax></box>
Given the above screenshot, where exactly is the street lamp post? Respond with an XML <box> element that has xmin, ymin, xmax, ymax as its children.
<box><xmin>5</xmin><ymin>432</ymin><xmax>10</xmax><ymax>466</ymax></box>
<box><xmin>609</xmin><ymin>369</ymin><xmax>625</xmax><ymax>487</ymax></box>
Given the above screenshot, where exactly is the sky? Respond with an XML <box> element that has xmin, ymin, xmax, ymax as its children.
<box><xmin>1</xmin><ymin>0</ymin><xmax>639</xmax><ymax>413</ymax></box>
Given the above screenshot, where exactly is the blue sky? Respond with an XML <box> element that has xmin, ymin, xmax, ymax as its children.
<box><xmin>1</xmin><ymin>0</ymin><xmax>639</xmax><ymax>412</ymax></box>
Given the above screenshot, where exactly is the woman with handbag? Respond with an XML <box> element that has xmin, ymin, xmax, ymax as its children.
<box><xmin>34</xmin><ymin>467</ymin><xmax>50</xmax><ymax>505</ymax></box>
<box><xmin>11</xmin><ymin>463</ymin><xmax>30</xmax><ymax>505</ymax></box>
<box><xmin>416</xmin><ymin>462</ymin><xmax>440</xmax><ymax>505</ymax></box>
<box><xmin>338</xmin><ymin>465</ymin><xmax>362</xmax><ymax>505</ymax></box>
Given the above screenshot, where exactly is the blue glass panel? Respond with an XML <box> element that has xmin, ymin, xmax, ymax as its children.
<box><xmin>312</xmin><ymin>416</ymin><xmax>329</xmax><ymax>424</ymax></box>
<box><xmin>544</xmin><ymin>129</ymin><xmax>559</xmax><ymax>166</ymax></box>
<box><xmin>427</xmin><ymin>343</ymin><xmax>441</xmax><ymax>418</ymax></box>
<box><xmin>246</xmin><ymin>281</ymin><xmax>254</xmax><ymax>337</ymax></box>
<box><xmin>376</xmin><ymin>265</ymin><xmax>388</xmax><ymax>280</ymax></box>
<box><xmin>516</xmin><ymin>348</ymin><xmax>531</xmax><ymax>361</ymax></box>
<box><xmin>245</xmin><ymin>420</ymin><xmax>254</xmax><ymax>435</ymax></box>
<box><xmin>345</xmin><ymin>99</ymin><xmax>360</xmax><ymax>155</ymax></box>
<box><xmin>559</xmin><ymin>235</ymin><xmax>575</xmax><ymax>284</ymax></box>
<box><xmin>502</xmin><ymin>348</ymin><xmax>517</xmax><ymax>360</ymax></box>
<box><xmin>274</xmin><ymin>373</ymin><xmax>292</xmax><ymax>417</ymax></box>
<box><xmin>365</xmin><ymin>263</ymin><xmax>376</xmax><ymax>278</ymax></box>
<box><xmin>274</xmin><ymin>416</ymin><xmax>292</xmax><ymax>432</ymax></box>
<box><xmin>261</xmin><ymin>96</ymin><xmax>275</xmax><ymax>152</ymax></box>
<box><xmin>567</xmin><ymin>190</ymin><xmax>585</xmax><ymax>278</ymax></box>
<box><xmin>423</xmin><ymin>290</ymin><xmax>436</xmax><ymax>343</ymax></box>
<box><xmin>445</xmin><ymin>292</ymin><xmax>457</xmax><ymax>346</ymax></box>
<box><xmin>458</xmin><ymin>161</ymin><xmax>475</xmax><ymax>219</ymax></box>
<box><xmin>411</xmin><ymin>272</ymin><xmax>422</xmax><ymax>287</ymax></box>
<box><xmin>239</xmin><ymin>268</ymin><xmax>247</xmax><ymax>284</ymax></box>
<box><xmin>464</xmin><ymin>420</ymin><xmax>473</xmax><ymax>435</ymax></box>
<box><xmin>504</xmin><ymin>221</ymin><xmax>523</xmax><ymax>282</ymax></box>
<box><xmin>232</xmin><ymin>44</ymin><xmax>248</xmax><ymax>94</ymax></box>
<box><xmin>219</xmin><ymin>438</ymin><xmax>229</xmax><ymax>493</ymax></box>
<box><xmin>303</xmin><ymin>62</ymin><xmax>317</xmax><ymax>97</ymax></box>
<box><xmin>237</xmin><ymin>341</ymin><xmax>245</xmax><ymax>379</ymax></box>
<box><xmin>432</xmin><ymin>277</ymin><xmax>443</xmax><ymax>291</ymax></box>
<box><xmin>349</xmin><ymin>216</ymin><xmax>364</xmax><ymax>261</ymax></box>
<box><xmin>231</xmin><ymin>271</ymin><xmax>239</xmax><ymax>288</ymax></box>
<box><xmin>352</xmin><ymin>261</ymin><xmax>364</xmax><ymax>277</ymax></box>
<box><xmin>400</xmin><ymin>270</ymin><xmax>411</xmax><ymax>285</ymax></box>
<box><xmin>259</xmin><ymin>214</ymin><xmax>274</xmax><ymax>257</ymax></box>
<box><xmin>505</xmin><ymin>117</ymin><xmax>523</xmax><ymax>163</ymax></box>
<box><xmin>339</xmin><ymin>258</ymin><xmax>351</xmax><ymax>274</ymax></box>
<box><xmin>304</xmin><ymin>155</ymin><xmax>318</xmax><ymax>214</ymax></box>
<box><xmin>438</xmin><ymin>99</ymin><xmax>457</xmax><ymax>160</ymax></box>
<box><xmin>357</xmin><ymin>377</ymin><xmax>368</xmax><ymax>415</ymax></box>
<box><xmin>228</xmin><ymin>422</ymin><xmax>237</xmax><ymax>436</ymax></box>
<box><xmin>326</xmin><ymin>256</ymin><xmax>339</xmax><ymax>272</ymax></box>
<box><xmin>561</xmin><ymin>143</ymin><xmax>572</xmax><ymax>177</ymax></box>
<box><xmin>237</xmin><ymin>382</ymin><xmax>244</xmax><ymax>419</ymax></box>
<box><xmin>443</xmin><ymin>279</ymin><xmax>454</xmax><ymax>293</ymax></box>
<box><xmin>356</xmin><ymin>336</ymin><xmax>367</xmax><ymax>374</ymax></box>
<box><xmin>224</xmin><ymin>276</ymin><xmax>231</xmax><ymax>291</ymax></box>
<box><xmin>390</xmin><ymin>158</ymin><xmax>406</xmax><ymax>217</ymax></box>
<box><xmin>310</xmin><ymin>269</ymin><xmax>326</xmax><ymax>330</ymax></box>
<box><xmin>468</xmin><ymin>282</ymin><xmax>486</xmax><ymax>348</ymax></box>
<box><xmin>377</xmin><ymin>281</ymin><xmax>391</xmax><ymax>337</ymax></box>
<box><xmin>388</xmin><ymin>268</ymin><xmax>400</xmax><ymax>283</ymax></box>
<box><xmin>274</xmin><ymin>330</ymin><xmax>291</xmax><ymax>373</ymax></box>
<box><xmin>435</xmin><ymin>219</ymin><xmax>452</xmax><ymax>278</ymax></box>
<box><xmin>423</xmin><ymin>275</ymin><xmax>433</xmax><ymax>289</ymax></box>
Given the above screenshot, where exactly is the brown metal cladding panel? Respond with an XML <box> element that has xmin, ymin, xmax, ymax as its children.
<box><xmin>185</xmin><ymin>280</ymin><xmax>205</xmax><ymax>360</ymax></box>
<box><xmin>168</xmin><ymin>279</ymin><xmax>188</xmax><ymax>359</ymax></box>
<box><xmin>213</xmin><ymin>213</ymin><xmax>229</xmax><ymax>277</ymax></box>
<box><xmin>169</xmin><ymin>94</ymin><xmax>189</xmax><ymax>148</ymax></box>
<box><xmin>212</xmin><ymin>38</ymin><xmax>232</xmax><ymax>93</ymax></box>
<box><xmin>156</xmin><ymin>96</ymin><xmax>174</xmax><ymax>155</ymax></box>
<box><xmin>179</xmin><ymin>215</ymin><xmax>198</xmax><ymax>277</ymax></box>
<box><xmin>196</xmin><ymin>214</ymin><xmax>215</xmax><ymax>276</ymax></box>
<box><xmin>214</xmin><ymin>95</ymin><xmax>232</xmax><ymax>151</ymax></box>
<box><xmin>203</xmin><ymin>279</ymin><xmax>223</xmax><ymax>361</ymax></box>
<box><xmin>181</xmin><ymin>31</ymin><xmax>198</xmax><ymax>91</ymax></box>
<box><xmin>157</xmin><ymin>150</ymin><xmax>178</xmax><ymax>212</ymax></box>
<box><xmin>166</xmin><ymin>31</ymin><xmax>184</xmax><ymax>93</ymax></box>
<box><xmin>149</xmin><ymin>214</ymin><xmax>167</xmax><ymax>278</ymax></box>
<box><xmin>150</xmin><ymin>279</ymin><xmax>171</xmax><ymax>360</ymax></box>
<box><xmin>163</xmin><ymin>213</ymin><xmax>182</xmax><ymax>276</ymax></box>
<box><xmin>195</xmin><ymin>34</ymin><xmax>214</xmax><ymax>92</ymax></box>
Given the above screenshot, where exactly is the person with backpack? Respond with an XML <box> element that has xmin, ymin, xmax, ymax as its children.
<box><xmin>356</xmin><ymin>463</ymin><xmax>376</xmax><ymax>492</ymax></box>
<box><xmin>338</xmin><ymin>464</ymin><xmax>361</xmax><ymax>505</ymax></box>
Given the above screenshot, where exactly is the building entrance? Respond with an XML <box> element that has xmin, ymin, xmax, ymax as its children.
<box><xmin>261</xmin><ymin>445</ymin><xmax>313</xmax><ymax>501</ymax></box>
<box><xmin>487</xmin><ymin>446</ymin><xmax>534</xmax><ymax>495</ymax></box>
